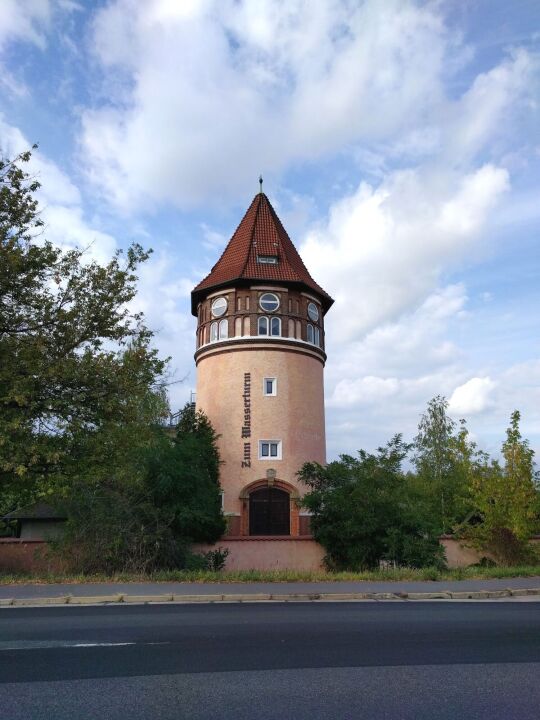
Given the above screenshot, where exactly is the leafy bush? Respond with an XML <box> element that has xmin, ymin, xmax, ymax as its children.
<box><xmin>54</xmin><ymin>405</ymin><xmax>226</xmax><ymax>574</ymax></box>
<box><xmin>299</xmin><ymin>436</ymin><xmax>445</xmax><ymax>571</ymax></box>
<box><xmin>462</xmin><ymin>411</ymin><xmax>540</xmax><ymax>565</ymax></box>
<box><xmin>203</xmin><ymin>547</ymin><xmax>230</xmax><ymax>572</ymax></box>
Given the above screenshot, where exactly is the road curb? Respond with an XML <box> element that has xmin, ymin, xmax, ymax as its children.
<box><xmin>1</xmin><ymin>586</ymin><xmax>540</xmax><ymax>607</ymax></box>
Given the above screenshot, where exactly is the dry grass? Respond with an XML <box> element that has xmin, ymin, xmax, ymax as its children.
<box><xmin>1</xmin><ymin>565</ymin><xmax>540</xmax><ymax>585</ymax></box>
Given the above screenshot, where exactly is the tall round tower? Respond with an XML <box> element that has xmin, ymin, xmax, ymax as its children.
<box><xmin>191</xmin><ymin>190</ymin><xmax>333</xmax><ymax>568</ymax></box>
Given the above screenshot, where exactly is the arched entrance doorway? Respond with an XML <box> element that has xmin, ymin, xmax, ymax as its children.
<box><xmin>249</xmin><ymin>486</ymin><xmax>290</xmax><ymax>536</ymax></box>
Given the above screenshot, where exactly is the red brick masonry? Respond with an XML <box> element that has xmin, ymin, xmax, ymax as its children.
<box><xmin>0</xmin><ymin>539</ymin><xmax>65</xmax><ymax>574</ymax></box>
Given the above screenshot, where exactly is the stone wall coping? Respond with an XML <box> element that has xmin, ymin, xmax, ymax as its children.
<box><xmin>440</xmin><ymin>534</ymin><xmax>540</xmax><ymax>540</ymax></box>
<box><xmin>195</xmin><ymin>336</ymin><xmax>327</xmax><ymax>364</ymax></box>
<box><xmin>223</xmin><ymin>535</ymin><xmax>315</xmax><ymax>541</ymax></box>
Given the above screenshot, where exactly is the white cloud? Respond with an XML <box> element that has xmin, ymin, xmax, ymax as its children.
<box><xmin>200</xmin><ymin>223</ymin><xmax>226</xmax><ymax>251</ymax></box>
<box><xmin>128</xmin><ymin>254</ymin><xmax>196</xmax><ymax>408</ymax></box>
<box><xmin>0</xmin><ymin>0</ymin><xmax>51</xmax><ymax>52</ymax></box>
<box><xmin>302</xmin><ymin>165</ymin><xmax>508</xmax><ymax>342</ymax></box>
<box><xmin>330</xmin><ymin>376</ymin><xmax>399</xmax><ymax>408</ymax></box>
<box><xmin>0</xmin><ymin>117</ymin><xmax>116</xmax><ymax>264</ymax></box>
<box><xmin>448</xmin><ymin>377</ymin><xmax>497</xmax><ymax>416</ymax></box>
<box><xmin>75</xmin><ymin>1</ymin><xmax>540</xmax><ymax>462</ymax></box>
<box><xmin>442</xmin><ymin>49</ymin><xmax>538</xmax><ymax>168</ymax></box>
<box><xmin>81</xmin><ymin>0</ymin><xmax>462</xmax><ymax>210</ymax></box>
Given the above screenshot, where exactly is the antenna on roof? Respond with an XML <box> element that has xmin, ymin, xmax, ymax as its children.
<box><xmin>259</xmin><ymin>175</ymin><xmax>263</xmax><ymax>194</ymax></box>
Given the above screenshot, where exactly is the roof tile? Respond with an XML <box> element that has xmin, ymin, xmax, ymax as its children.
<box><xmin>191</xmin><ymin>193</ymin><xmax>333</xmax><ymax>313</ymax></box>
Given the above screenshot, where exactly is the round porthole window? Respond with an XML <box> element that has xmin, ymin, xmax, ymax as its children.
<box><xmin>307</xmin><ymin>302</ymin><xmax>319</xmax><ymax>322</ymax></box>
<box><xmin>211</xmin><ymin>297</ymin><xmax>227</xmax><ymax>317</ymax></box>
<box><xmin>259</xmin><ymin>293</ymin><xmax>280</xmax><ymax>312</ymax></box>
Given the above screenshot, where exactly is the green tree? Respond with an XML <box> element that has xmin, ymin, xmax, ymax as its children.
<box><xmin>146</xmin><ymin>403</ymin><xmax>225</xmax><ymax>543</ymax></box>
<box><xmin>56</xmin><ymin>404</ymin><xmax>226</xmax><ymax>573</ymax></box>
<box><xmin>0</xmin><ymin>148</ymin><xmax>166</xmax><ymax>511</ymax></box>
<box><xmin>413</xmin><ymin>396</ymin><xmax>474</xmax><ymax>533</ymax></box>
<box><xmin>299</xmin><ymin>436</ymin><xmax>445</xmax><ymax>571</ymax></box>
<box><xmin>467</xmin><ymin>411</ymin><xmax>539</xmax><ymax>564</ymax></box>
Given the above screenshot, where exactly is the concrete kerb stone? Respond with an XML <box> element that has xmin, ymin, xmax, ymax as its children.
<box><xmin>66</xmin><ymin>594</ymin><xmax>124</xmax><ymax>605</ymax></box>
<box><xmin>2</xmin><ymin>586</ymin><xmax>540</xmax><ymax>607</ymax></box>
<box><xmin>12</xmin><ymin>596</ymin><xmax>70</xmax><ymax>606</ymax></box>
<box><xmin>449</xmin><ymin>591</ymin><xmax>490</xmax><ymax>600</ymax></box>
<box><xmin>269</xmin><ymin>593</ymin><xmax>314</xmax><ymax>601</ymax></box>
<box><xmin>509</xmin><ymin>588</ymin><xmax>540</xmax><ymax>597</ymax></box>
<box><xmin>122</xmin><ymin>594</ymin><xmax>174</xmax><ymax>603</ymax></box>
<box><xmin>172</xmin><ymin>594</ymin><xmax>224</xmax><ymax>603</ymax></box>
<box><xmin>222</xmin><ymin>593</ymin><xmax>272</xmax><ymax>602</ymax></box>
<box><xmin>319</xmin><ymin>592</ymin><xmax>370</xmax><ymax>601</ymax></box>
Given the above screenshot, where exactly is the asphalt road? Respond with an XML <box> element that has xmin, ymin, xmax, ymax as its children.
<box><xmin>1</xmin><ymin>602</ymin><xmax>539</xmax><ymax>719</ymax></box>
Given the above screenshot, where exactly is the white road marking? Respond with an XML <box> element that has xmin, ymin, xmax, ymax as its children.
<box><xmin>0</xmin><ymin>641</ymin><xmax>170</xmax><ymax>651</ymax></box>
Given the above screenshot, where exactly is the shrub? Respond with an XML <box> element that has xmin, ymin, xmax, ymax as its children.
<box><xmin>299</xmin><ymin>436</ymin><xmax>445</xmax><ymax>571</ymax></box>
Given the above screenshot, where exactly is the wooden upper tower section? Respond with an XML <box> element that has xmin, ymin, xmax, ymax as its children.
<box><xmin>191</xmin><ymin>192</ymin><xmax>333</xmax><ymax>316</ymax></box>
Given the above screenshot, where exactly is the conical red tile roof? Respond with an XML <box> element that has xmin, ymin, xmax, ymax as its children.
<box><xmin>191</xmin><ymin>193</ymin><xmax>333</xmax><ymax>315</ymax></box>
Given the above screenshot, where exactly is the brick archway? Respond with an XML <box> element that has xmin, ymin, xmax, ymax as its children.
<box><xmin>239</xmin><ymin>478</ymin><xmax>300</xmax><ymax>537</ymax></box>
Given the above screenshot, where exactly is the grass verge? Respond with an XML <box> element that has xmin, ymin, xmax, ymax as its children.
<box><xmin>1</xmin><ymin>565</ymin><xmax>540</xmax><ymax>585</ymax></box>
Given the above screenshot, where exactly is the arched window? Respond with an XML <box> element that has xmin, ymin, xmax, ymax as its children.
<box><xmin>249</xmin><ymin>487</ymin><xmax>290</xmax><ymax>536</ymax></box>
<box><xmin>314</xmin><ymin>327</ymin><xmax>320</xmax><ymax>346</ymax></box>
<box><xmin>210</xmin><ymin>322</ymin><xmax>218</xmax><ymax>342</ymax></box>
<box><xmin>258</xmin><ymin>316</ymin><xmax>269</xmax><ymax>335</ymax></box>
<box><xmin>270</xmin><ymin>317</ymin><xmax>281</xmax><ymax>336</ymax></box>
<box><xmin>307</xmin><ymin>323</ymin><xmax>314</xmax><ymax>343</ymax></box>
<box><xmin>219</xmin><ymin>319</ymin><xmax>228</xmax><ymax>339</ymax></box>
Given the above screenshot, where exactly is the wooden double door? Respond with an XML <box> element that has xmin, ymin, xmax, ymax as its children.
<box><xmin>249</xmin><ymin>487</ymin><xmax>290</xmax><ymax>536</ymax></box>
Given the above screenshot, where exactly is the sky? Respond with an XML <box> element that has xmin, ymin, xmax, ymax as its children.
<box><xmin>1</xmin><ymin>0</ymin><xmax>540</xmax><ymax>461</ymax></box>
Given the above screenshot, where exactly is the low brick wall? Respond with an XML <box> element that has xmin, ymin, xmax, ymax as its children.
<box><xmin>195</xmin><ymin>537</ymin><xmax>325</xmax><ymax>571</ymax></box>
<box><xmin>441</xmin><ymin>536</ymin><xmax>540</xmax><ymax>568</ymax></box>
<box><xmin>440</xmin><ymin>537</ymin><xmax>491</xmax><ymax>568</ymax></box>
<box><xmin>0</xmin><ymin>539</ymin><xmax>65</xmax><ymax>574</ymax></box>
<box><xmin>3</xmin><ymin>536</ymin><xmax>537</xmax><ymax>574</ymax></box>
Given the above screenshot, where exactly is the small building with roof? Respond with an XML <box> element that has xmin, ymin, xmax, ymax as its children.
<box><xmin>1</xmin><ymin>501</ymin><xmax>66</xmax><ymax>541</ymax></box>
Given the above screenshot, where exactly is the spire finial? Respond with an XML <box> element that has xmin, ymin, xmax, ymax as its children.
<box><xmin>259</xmin><ymin>175</ymin><xmax>263</xmax><ymax>194</ymax></box>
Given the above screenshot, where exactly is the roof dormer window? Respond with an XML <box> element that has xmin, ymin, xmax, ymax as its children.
<box><xmin>257</xmin><ymin>255</ymin><xmax>278</xmax><ymax>265</ymax></box>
